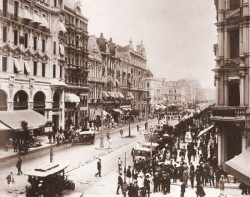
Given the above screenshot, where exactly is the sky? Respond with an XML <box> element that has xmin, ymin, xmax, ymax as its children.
<box><xmin>82</xmin><ymin>0</ymin><xmax>217</xmax><ymax>88</ymax></box>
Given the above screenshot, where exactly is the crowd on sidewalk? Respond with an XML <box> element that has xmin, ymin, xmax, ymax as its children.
<box><xmin>114</xmin><ymin>122</ymin><xmax>250</xmax><ymax>197</ymax></box>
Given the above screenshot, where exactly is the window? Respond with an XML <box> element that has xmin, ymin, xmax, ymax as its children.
<box><xmin>230</xmin><ymin>0</ymin><xmax>240</xmax><ymax>10</ymax></box>
<box><xmin>3</xmin><ymin>0</ymin><xmax>8</xmax><ymax>17</ymax></box>
<box><xmin>230</xmin><ymin>29</ymin><xmax>239</xmax><ymax>59</ymax></box>
<box><xmin>54</xmin><ymin>0</ymin><xmax>57</xmax><ymax>7</ymax></box>
<box><xmin>42</xmin><ymin>63</ymin><xmax>46</xmax><ymax>77</ymax></box>
<box><xmin>14</xmin><ymin>30</ymin><xmax>18</xmax><ymax>45</ymax></box>
<box><xmin>53</xmin><ymin>64</ymin><xmax>56</xmax><ymax>78</ymax></box>
<box><xmin>53</xmin><ymin>42</ymin><xmax>56</xmax><ymax>54</ymax></box>
<box><xmin>59</xmin><ymin>65</ymin><xmax>62</xmax><ymax>78</ymax></box>
<box><xmin>3</xmin><ymin>27</ymin><xmax>7</xmax><ymax>42</ymax></box>
<box><xmin>2</xmin><ymin>57</ymin><xmax>7</xmax><ymax>72</ymax></box>
<box><xmin>42</xmin><ymin>39</ymin><xmax>46</xmax><ymax>52</ymax></box>
<box><xmin>24</xmin><ymin>34</ymin><xmax>28</xmax><ymax>48</ymax></box>
<box><xmin>24</xmin><ymin>63</ymin><xmax>28</xmax><ymax>75</ymax></box>
<box><xmin>33</xmin><ymin>37</ymin><xmax>37</xmax><ymax>50</ymax></box>
<box><xmin>14</xmin><ymin>1</ymin><xmax>18</xmax><ymax>21</ymax></box>
<box><xmin>14</xmin><ymin>63</ymin><xmax>18</xmax><ymax>74</ymax></box>
<box><xmin>33</xmin><ymin>61</ymin><xmax>37</xmax><ymax>76</ymax></box>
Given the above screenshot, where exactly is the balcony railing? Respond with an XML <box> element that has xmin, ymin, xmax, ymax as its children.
<box><xmin>211</xmin><ymin>106</ymin><xmax>247</xmax><ymax>119</ymax></box>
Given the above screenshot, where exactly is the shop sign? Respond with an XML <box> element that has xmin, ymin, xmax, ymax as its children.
<box><xmin>225</xmin><ymin>8</ymin><xmax>240</xmax><ymax>20</ymax></box>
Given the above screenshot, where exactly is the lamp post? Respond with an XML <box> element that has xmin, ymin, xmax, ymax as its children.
<box><xmin>149</xmin><ymin>126</ymin><xmax>154</xmax><ymax>166</ymax></box>
<box><xmin>99</xmin><ymin>109</ymin><xmax>104</xmax><ymax>148</ymax></box>
<box><xmin>145</xmin><ymin>96</ymin><xmax>151</xmax><ymax>131</ymax></box>
<box><xmin>122</xmin><ymin>152</ymin><xmax>127</xmax><ymax>197</ymax></box>
<box><xmin>128</xmin><ymin>113</ymin><xmax>131</xmax><ymax>137</ymax></box>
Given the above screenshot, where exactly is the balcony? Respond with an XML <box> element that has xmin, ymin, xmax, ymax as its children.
<box><xmin>211</xmin><ymin>106</ymin><xmax>247</xmax><ymax>121</ymax></box>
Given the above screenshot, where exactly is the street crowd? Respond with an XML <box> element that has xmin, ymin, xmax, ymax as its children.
<box><xmin>114</xmin><ymin>121</ymin><xmax>250</xmax><ymax>197</ymax></box>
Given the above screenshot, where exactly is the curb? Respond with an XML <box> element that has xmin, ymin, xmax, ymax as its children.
<box><xmin>0</xmin><ymin>120</ymin><xmax>152</xmax><ymax>164</ymax></box>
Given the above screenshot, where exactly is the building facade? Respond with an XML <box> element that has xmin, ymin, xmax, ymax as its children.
<box><xmin>212</xmin><ymin>0</ymin><xmax>250</xmax><ymax>165</ymax></box>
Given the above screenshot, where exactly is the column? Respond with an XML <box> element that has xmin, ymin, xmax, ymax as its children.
<box><xmin>241</xmin><ymin>130</ymin><xmax>247</xmax><ymax>152</ymax></box>
<box><xmin>215</xmin><ymin>75</ymin><xmax>220</xmax><ymax>105</ymax></box>
<box><xmin>223</xmin><ymin>80</ymin><xmax>228</xmax><ymax>105</ymax></box>
<box><xmin>240</xmin><ymin>73</ymin><xmax>245</xmax><ymax>106</ymax></box>
<box><xmin>216</xmin><ymin>127</ymin><xmax>222</xmax><ymax>165</ymax></box>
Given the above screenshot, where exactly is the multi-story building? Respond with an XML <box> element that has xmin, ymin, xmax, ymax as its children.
<box><xmin>117</xmin><ymin>40</ymin><xmax>148</xmax><ymax>116</ymax></box>
<box><xmin>63</xmin><ymin>0</ymin><xmax>89</xmax><ymax>129</ymax></box>
<box><xmin>212</xmin><ymin>0</ymin><xmax>250</xmax><ymax>170</ymax></box>
<box><xmin>0</xmin><ymin>0</ymin><xmax>69</xmax><ymax>143</ymax></box>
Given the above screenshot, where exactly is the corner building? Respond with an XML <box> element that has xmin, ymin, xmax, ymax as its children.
<box><xmin>213</xmin><ymin>0</ymin><xmax>250</xmax><ymax>165</ymax></box>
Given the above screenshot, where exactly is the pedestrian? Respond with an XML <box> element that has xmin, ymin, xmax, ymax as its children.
<box><xmin>189</xmin><ymin>169</ymin><xmax>195</xmax><ymax>189</ymax></box>
<box><xmin>118</xmin><ymin>157</ymin><xmax>123</xmax><ymax>173</ymax></box>
<box><xmin>95</xmin><ymin>158</ymin><xmax>102</xmax><ymax>177</ymax></box>
<box><xmin>240</xmin><ymin>182</ymin><xmax>248</xmax><ymax>195</ymax></box>
<box><xmin>127</xmin><ymin>166</ymin><xmax>132</xmax><ymax>184</ymax></box>
<box><xmin>219</xmin><ymin>175</ymin><xmax>226</xmax><ymax>197</ymax></box>
<box><xmin>145</xmin><ymin>122</ymin><xmax>147</xmax><ymax>130</ymax></box>
<box><xmin>196</xmin><ymin>182</ymin><xmax>206</xmax><ymax>197</ymax></box>
<box><xmin>116</xmin><ymin>173</ymin><xmax>123</xmax><ymax>194</ymax></box>
<box><xmin>144</xmin><ymin>175</ymin><xmax>151</xmax><ymax>197</ymax></box>
<box><xmin>16</xmin><ymin>157</ymin><xmax>23</xmax><ymax>175</ymax></box>
<box><xmin>120</xmin><ymin>129</ymin><xmax>123</xmax><ymax>138</ymax></box>
<box><xmin>180</xmin><ymin>181</ymin><xmax>186</xmax><ymax>197</ymax></box>
<box><xmin>131</xmin><ymin>148</ymin><xmax>135</xmax><ymax>162</ymax></box>
<box><xmin>6</xmin><ymin>172</ymin><xmax>15</xmax><ymax>193</ymax></box>
<box><xmin>137</xmin><ymin>124</ymin><xmax>140</xmax><ymax>133</ymax></box>
<box><xmin>108</xmin><ymin>137</ymin><xmax>112</xmax><ymax>149</ymax></box>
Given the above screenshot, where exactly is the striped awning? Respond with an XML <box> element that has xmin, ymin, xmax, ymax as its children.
<box><xmin>40</xmin><ymin>17</ymin><xmax>49</xmax><ymax>28</ymax></box>
<box><xmin>33</xmin><ymin>14</ymin><xmax>42</xmax><ymax>24</ymax></box>
<box><xmin>127</xmin><ymin>92</ymin><xmax>134</xmax><ymax>99</ymax></box>
<box><xmin>23</xmin><ymin>9</ymin><xmax>33</xmax><ymax>21</ymax></box>
<box><xmin>102</xmin><ymin>91</ymin><xmax>108</xmax><ymax>99</ymax></box>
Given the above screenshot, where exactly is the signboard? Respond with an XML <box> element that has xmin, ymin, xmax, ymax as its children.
<box><xmin>225</xmin><ymin>8</ymin><xmax>240</xmax><ymax>20</ymax></box>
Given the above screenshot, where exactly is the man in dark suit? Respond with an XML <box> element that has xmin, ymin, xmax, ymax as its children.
<box><xmin>180</xmin><ymin>181</ymin><xmax>186</xmax><ymax>197</ymax></box>
<box><xmin>95</xmin><ymin>159</ymin><xmax>102</xmax><ymax>177</ymax></box>
<box><xmin>16</xmin><ymin>157</ymin><xmax>23</xmax><ymax>175</ymax></box>
<box><xmin>6</xmin><ymin>172</ymin><xmax>15</xmax><ymax>193</ymax></box>
<box><xmin>116</xmin><ymin>173</ymin><xmax>123</xmax><ymax>194</ymax></box>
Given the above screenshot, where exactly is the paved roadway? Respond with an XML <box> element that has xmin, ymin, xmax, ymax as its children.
<box><xmin>0</xmin><ymin>118</ymin><xmax>246</xmax><ymax>197</ymax></box>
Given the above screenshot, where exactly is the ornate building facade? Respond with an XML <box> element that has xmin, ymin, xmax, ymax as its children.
<box><xmin>212</xmin><ymin>0</ymin><xmax>250</xmax><ymax>165</ymax></box>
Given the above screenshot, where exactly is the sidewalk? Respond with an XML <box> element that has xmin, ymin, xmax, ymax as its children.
<box><xmin>0</xmin><ymin>120</ymin><xmax>151</xmax><ymax>164</ymax></box>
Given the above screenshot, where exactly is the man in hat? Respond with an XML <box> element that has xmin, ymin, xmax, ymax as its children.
<box><xmin>180</xmin><ymin>180</ymin><xmax>186</xmax><ymax>197</ymax></box>
<box><xmin>95</xmin><ymin>158</ymin><xmax>102</xmax><ymax>177</ymax></box>
<box><xmin>116</xmin><ymin>173</ymin><xmax>123</xmax><ymax>194</ymax></box>
<box><xmin>6</xmin><ymin>172</ymin><xmax>15</xmax><ymax>193</ymax></box>
<box><xmin>16</xmin><ymin>157</ymin><xmax>23</xmax><ymax>175</ymax></box>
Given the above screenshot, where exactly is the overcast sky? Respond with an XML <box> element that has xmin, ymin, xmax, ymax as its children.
<box><xmin>82</xmin><ymin>0</ymin><xmax>217</xmax><ymax>88</ymax></box>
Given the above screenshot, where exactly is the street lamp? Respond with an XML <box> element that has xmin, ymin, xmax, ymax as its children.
<box><xmin>149</xmin><ymin>126</ymin><xmax>154</xmax><ymax>166</ymax></box>
<box><xmin>122</xmin><ymin>152</ymin><xmax>128</xmax><ymax>197</ymax></box>
<box><xmin>99</xmin><ymin>109</ymin><xmax>104</xmax><ymax>148</ymax></box>
<box><xmin>145</xmin><ymin>96</ymin><xmax>151</xmax><ymax>131</ymax></box>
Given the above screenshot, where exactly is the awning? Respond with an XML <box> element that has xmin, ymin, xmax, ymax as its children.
<box><xmin>102</xmin><ymin>91</ymin><xmax>108</xmax><ymax>99</ymax></box>
<box><xmin>33</xmin><ymin>14</ymin><xmax>42</xmax><ymax>24</ymax></box>
<box><xmin>197</xmin><ymin>125</ymin><xmax>214</xmax><ymax>138</ymax></box>
<box><xmin>127</xmin><ymin>92</ymin><xmax>134</xmax><ymax>99</ymax></box>
<box><xmin>0</xmin><ymin>122</ymin><xmax>12</xmax><ymax>131</ymax></box>
<box><xmin>59</xmin><ymin>21</ymin><xmax>67</xmax><ymax>32</ymax></box>
<box><xmin>23</xmin><ymin>9</ymin><xmax>33</xmax><ymax>21</ymax></box>
<box><xmin>0</xmin><ymin>110</ymin><xmax>49</xmax><ymax>131</ymax></box>
<box><xmin>24</xmin><ymin>60</ymin><xmax>31</xmax><ymax>74</ymax></box>
<box><xmin>116</xmin><ymin>79</ymin><xmax>120</xmax><ymax>86</ymax></box>
<box><xmin>40</xmin><ymin>17</ymin><xmax>49</xmax><ymax>28</ymax></box>
<box><xmin>116</xmin><ymin>92</ymin><xmax>124</xmax><ymax>99</ymax></box>
<box><xmin>50</xmin><ymin>80</ymin><xmax>68</xmax><ymax>87</ymax></box>
<box><xmin>59</xmin><ymin>44</ymin><xmax>65</xmax><ymax>55</ymax></box>
<box><xmin>13</xmin><ymin>58</ymin><xmax>21</xmax><ymax>72</ymax></box>
<box><xmin>102</xmin><ymin>110</ymin><xmax>109</xmax><ymax>117</ymax></box>
<box><xmin>113</xmin><ymin>109</ymin><xmax>123</xmax><ymax>114</ymax></box>
<box><xmin>112</xmin><ymin>92</ymin><xmax>118</xmax><ymax>98</ymax></box>
<box><xmin>65</xmin><ymin>93</ymin><xmax>80</xmax><ymax>103</ymax></box>
<box><xmin>224</xmin><ymin>147</ymin><xmax>250</xmax><ymax>186</ymax></box>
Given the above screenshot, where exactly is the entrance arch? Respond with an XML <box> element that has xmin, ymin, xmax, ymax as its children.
<box><xmin>14</xmin><ymin>90</ymin><xmax>28</xmax><ymax>110</ymax></box>
<box><xmin>0</xmin><ymin>90</ymin><xmax>8</xmax><ymax>111</ymax></box>
<box><xmin>33</xmin><ymin>91</ymin><xmax>46</xmax><ymax>115</ymax></box>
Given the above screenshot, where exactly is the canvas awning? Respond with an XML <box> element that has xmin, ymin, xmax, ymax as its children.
<box><xmin>0</xmin><ymin>110</ymin><xmax>49</xmax><ymax>131</ymax></box>
<box><xmin>24</xmin><ymin>60</ymin><xmax>31</xmax><ymax>74</ymax></box>
<box><xmin>0</xmin><ymin>122</ymin><xmax>12</xmax><ymax>131</ymax></box>
<box><xmin>224</xmin><ymin>147</ymin><xmax>250</xmax><ymax>186</ymax></box>
<box><xmin>40</xmin><ymin>17</ymin><xmax>49</xmax><ymax>28</ymax></box>
<box><xmin>102</xmin><ymin>91</ymin><xmax>108</xmax><ymax>99</ymax></box>
<box><xmin>197</xmin><ymin>125</ymin><xmax>214</xmax><ymax>138</ymax></box>
<box><xmin>59</xmin><ymin>21</ymin><xmax>67</xmax><ymax>32</ymax></box>
<box><xmin>127</xmin><ymin>92</ymin><xmax>134</xmax><ymax>99</ymax></box>
<box><xmin>113</xmin><ymin>109</ymin><xmax>123</xmax><ymax>114</ymax></box>
<box><xmin>33</xmin><ymin>14</ymin><xmax>42</xmax><ymax>24</ymax></box>
<box><xmin>64</xmin><ymin>93</ymin><xmax>80</xmax><ymax>103</ymax></box>
<box><xmin>13</xmin><ymin>58</ymin><xmax>21</xmax><ymax>72</ymax></box>
<box><xmin>23</xmin><ymin>9</ymin><xmax>33</xmax><ymax>21</ymax></box>
<box><xmin>59</xmin><ymin>44</ymin><xmax>65</xmax><ymax>55</ymax></box>
<box><xmin>116</xmin><ymin>92</ymin><xmax>124</xmax><ymax>99</ymax></box>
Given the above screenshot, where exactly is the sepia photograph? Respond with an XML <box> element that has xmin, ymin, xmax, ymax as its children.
<box><xmin>0</xmin><ymin>0</ymin><xmax>249</xmax><ymax>196</ymax></box>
